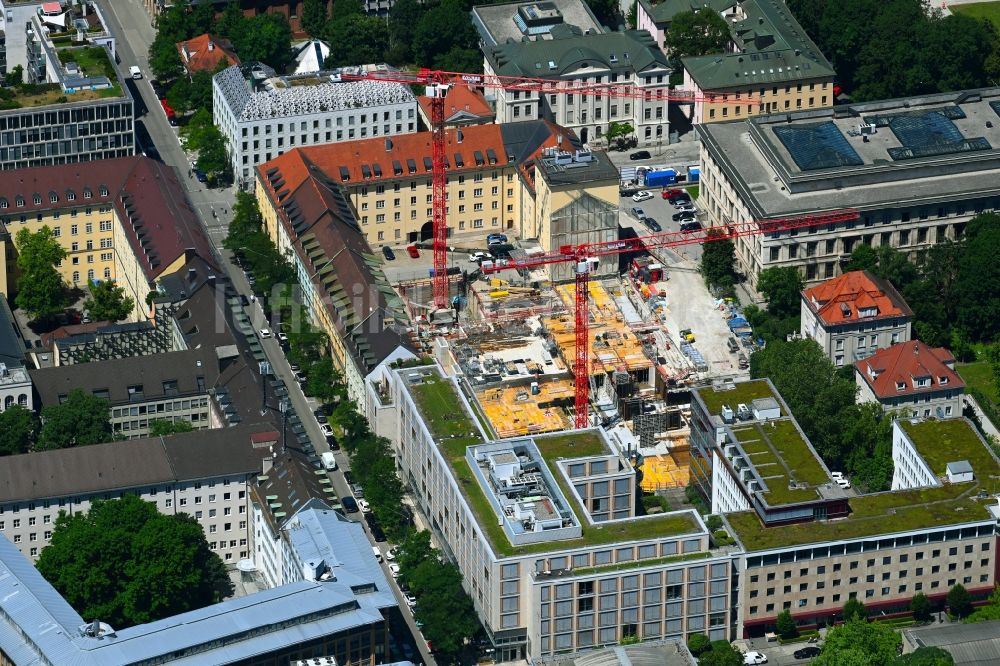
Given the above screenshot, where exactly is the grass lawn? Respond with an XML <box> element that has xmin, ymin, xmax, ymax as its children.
<box><xmin>687</xmin><ymin>185</ymin><xmax>700</xmax><ymax>199</ymax></box>
<box><xmin>411</xmin><ymin>373</ymin><xmax>700</xmax><ymax>557</ymax></box>
<box><xmin>957</xmin><ymin>361</ymin><xmax>999</xmax><ymax>404</ymax></box>
<box><xmin>951</xmin><ymin>1</ymin><xmax>1000</xmax><ymax>31</ymax></box>
<box><xmin>731</xmin><ymin>421</ymin><xmax>827</xmax><ymax>505</ymax></box>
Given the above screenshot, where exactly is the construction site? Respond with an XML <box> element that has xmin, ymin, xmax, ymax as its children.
<box><xmin>389</xmin><ymin>239</ymin><xmax>759</xmax><ymax>505</ymax></box>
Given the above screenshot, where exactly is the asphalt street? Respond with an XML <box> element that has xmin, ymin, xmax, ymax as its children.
<box><xmin>94</xmin><ymin>2</ymin><xmax>434</xmax><ymax>662</ymax></box>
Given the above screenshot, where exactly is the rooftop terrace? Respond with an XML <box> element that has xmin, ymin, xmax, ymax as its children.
<box><xmin>409</xmin><ymin>371</ymin><xmax>701</xmax><ymax>557</ymax></box>
<box><xmin>728</xmin><ymin>418</ymin><xmax>999</xmax><ymax>551</ymax></box>
<box><xmin>697</xmin><ymin>379</ymin><xmax>777</xmax><ymax>416</ymax></box>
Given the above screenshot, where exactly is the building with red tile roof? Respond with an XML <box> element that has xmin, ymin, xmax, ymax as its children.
<box><xmin>176</xmin><ymin>33</ymin><xmax>240</xmax><ymax>74</ymax></box>
<box><xmin>417</xmin><ymin>84</ymin><xmax>495</xmax><ymax>127</ymax></box>
<box><xmin>800</xmin><ymin>270</ymin><xmax>913</xmax><ymax>367</ymax></box>
<box><xmin>855</xmin><ymin>341</ymin><xmax>964</xmax><ymax>418</ymax></box>
<box><xmin>255</xmin><ymin>120</ymin><xmax>568</xmax><ymax>247</ymax></box>
<box><xmin>0</xmin><ymin>156</ymin><xmax>215</xmax><ymax>321</ymax></box>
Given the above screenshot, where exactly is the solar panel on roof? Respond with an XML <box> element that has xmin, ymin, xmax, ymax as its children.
<box><xmin>773</xmin><ymin>121</ymin><xmax>864</xmax><ymax>171</ymax></box>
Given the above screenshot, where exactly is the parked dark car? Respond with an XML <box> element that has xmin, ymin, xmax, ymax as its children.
<box><xmin>195</xmin><ymin>170</ymin><xmax>208</xmax><ymax>183</ymax></box>
<box><xmin>644</xmin><ymin>217</ymin><xmax>662</xmax><ymax>233</ymax></box>
<box><xmin>149</xmin><ymin>78</ymin><xmax>165</xmax><ymax>98</ymax></box>
<box><xmin>680</xmin><ymin>221</ymin><xmax>702</xmax><ymax>232</ymax></box>
<box><xmin>344</xmin><ymin>470</ymin><xmax>354</xmax><ymax>485</ymax></box>
<box><xmin>629</xmin><ymin>150</ymin><xmax>651</xmax><ymax>161</ymax></box>
<box><xmin>365</xmin><ymin>513</ymin><xmax>386</xmax><ymax>542</ymax></box>
<box><xmin>341</xmin><ymin>496</ymin><xmax>359</xmax><ymax>513</ymax></box>
<box><xmin>793</xmin><ymin>646</ymin><xmax>821</xmax><ymax>660</ymax></box>
<box><xmin>673</xmin><ymin>211</ymin><xmax>697</xmax><ymax>222</ymax></box>
<box><xmin>382</xmin><ymin>245</ymin><xmax>395</xmax><ymax>260</ymax></box>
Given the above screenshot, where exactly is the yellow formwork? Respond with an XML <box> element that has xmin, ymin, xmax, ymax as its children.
<box><xmin>476</xmin><ymin>380</ymin><xmax>574</xmax><ymax>439</ymax></box>
<box><xmin>544</xmin><ymin>282</ymin><xmax>653</xmax><ymax>377</ymax></box>
<box><xmin>640</xmin><ymin>448</ymin><xmax>692</xmax><ymax>492</ymax></box>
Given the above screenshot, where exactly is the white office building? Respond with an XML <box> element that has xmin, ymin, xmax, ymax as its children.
<box><xmin>213</xmin><ymin>64</ymin><xmax>419</xmax><ymax>188</ymax></box>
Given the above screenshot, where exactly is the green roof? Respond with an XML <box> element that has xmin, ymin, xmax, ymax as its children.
<box><xmin>728</xmin><ymin>418</ymin><xmax>1000</xmax><ymax>551</ymax></box>
<box><xmin>487</xmin><ymin>30</ymin><xmax>669</xmax><ymax>79</ymax></box>
<box><xmin>733</xmin><ymin>420</ymin><xmax>829</xmax><ymax>505</ymax></box>
<box><xmin>410</xmin><ymin>372</ymin><xmax>701</xmax><ymax>557</ymax></box>
<box><xmin>696</xmin><ymin>379</ymin><xmax>777</xmax><ymax>416</ymax></box>
<box><xmin>901</xmin><ymin>419</ymin><xmax>1000</xmax><ymax>494</ymax></box>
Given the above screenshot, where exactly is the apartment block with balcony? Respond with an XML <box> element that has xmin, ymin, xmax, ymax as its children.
<box><xmin>800</xmin><ymin>270</ymin><xmax>913</xmax><ymax>367</ymax></box>
<box><xmin>369</xmin><ymin>364</ymin><xmax>737</xmax><ymax>661</ymax></box>
<box><xmin>695</xmin><ymin>88</ymin><xmax>1000</xmax><ymax>289</ymax></box>
<box><xmin>856</xmin><ymin>341</ymin><xmax>964</xmax><ymax>419</ymax></box>
<box><xmin>688</xmin><ymin>379</ymin><xmax>999</xmax><ymax>637</ymax></box>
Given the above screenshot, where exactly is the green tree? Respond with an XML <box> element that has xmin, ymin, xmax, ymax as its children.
<box><xmin>14</xmin><ymin>226</ymin><xmax>68</xmax><ymax>324</ymax></box>
<box><xmin>412</xmin><ymin>0</ymin><xmax>480</xmax><ymax>71</ymax></box>
<box><xmin>409</xmin><ymin>560</ymin><xmax>479</xmax><ymax>657</ymax></box>
<box><xmin>166</xmin><ymin>70</ymin><xmax>214</xmax><ymax>114</ymax></box>
<box><xmin>36</xmin><ymin>495</ymin><xmax>230</xmax><ymax>628</ymax></box>
<box><xmin>775</xmin><ymin>609</ymin><xmax>797</xmax><ymax>638</ymax></box>
<box><xmin>813</xmin><ymin>618</ymin><xmax>901</xmax><ymax>666</ymax></box>
<box><xmin>302</xmin><ymin>0</ymin><xmax>329</xmax><ymax>36</ymax></box>
<box><xmin>37</xmin><ymin>389</ymin><xmax>113</xmax><ymax>450</ymax></box>
<box><xmin>955</xmin><ymin>213</ymin><xmax>1000</xmax><ymax>341</ymax></box>
<box><xmin>757</xmin><ymin>266</ymin><xmax>805</xmax><ymax>318</ymax></box>
<box><xmin>947</xmin><ymin>583</ymin><xmax>972</xmax><ymax>618</ymax></box>
<box><xmin>148</xmin><ymin>33</ymin><xmax>184</xmax><ymax>81</ymax></box>
<box><xmin>840</xmin><ymin>401</ymin><xmax>894</xmax><ymax>492</ymax></box>
<box><xmin>324</xmin><ymin>15</ymin><xmax>390</xmax><ymax>68</ymax></box>
<box><xmin>149</xmin><ymin>419</ymin><xmax>195</xmax><ymax>436</ymax></box>
<box><xmin>387</xmin><ymin>0</ymin><xmax>423</xmax><ymax>63</ymax></box>
<box><xmin>305</xmin><ymin>358</ymin><xmax>345</xmax><ymax>404</ymax></box>
<box><xmin>83</xmin><ymin>279</ymin><xmax>135</xmax><ymax>322</ymax></box>
<box><xmin>584</xmin><ymin>0</ymin><xmax>619</xmax><ymax>29</ymax></box>
<box><xmin>687</xmin><ymin>632</ymin><xmax>712</xmax><ymax>656</ymax></box>
<box><xmin>910</xmin><ymin>592</ymin><xmax>932</xmax><ymax>622</ymax></box>
<box><xmin>194</xmin><ymin>126</ymin><xmax>229</xmax><ymax>178</ymax></box>
<box><xmin>606</xmin><ymin>121</ymin><xmax>635</xmax><ymax>150</ymax></box>
<box><xmin>225</xmin><ymin>190</ymin><xmax>264</xmax><ymax>252</ymax></box>
<box><xmin>214</xmin><ymin>1</ymin><xmax>246</xmax><ymax>39</ymax></box>
<box><xmin>965</xmin><ymin>585</ymin><xmax>1000</xmax><ymax>623</ymax></box>
<box><xmin>698</xmin><ymin>640</ymin><xmax>744</xmax><ymax>666</ymax></box>
<box><xmin>894</xmin><ymin>646</ymin><xmax>955</xmax><ymax>666</ymax></box>
<box><xmin>842</xmin><ymin>597</ymin><xmax>867</xmax><ymax>622</ymax></box>
<box><xmin>0</xmin><ymin>406</ymin><xmax>37</xmax><ymax>456</ymax></box>
<box><xmin>396</xmin><ymin>529</ymin><xmax>435</xmax><ymax>585</ymax></box>
<box><xmin>232</xmin><ymin>13</ymin><xmax>293</xmax><ymax>70</ymax></box>
<box><xmin>662</xmin><ymin>9</ymin><xmax>731</xmax><ymax>66</ymax></box>
<box><xmin>700</xmin><ymin>231</ymin><xmax>736</xmax><ymax>292</ymax></box>
<box><xmin>4</xmin><ymin>64</ymin><xmax>24</xmax><ymax>86</ymax></box>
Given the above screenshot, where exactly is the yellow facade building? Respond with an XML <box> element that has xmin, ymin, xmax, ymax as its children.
<box><xmin>0</xmin><ymin>156</ymin><xmax>214</xmax><ymax>321</ymax></box>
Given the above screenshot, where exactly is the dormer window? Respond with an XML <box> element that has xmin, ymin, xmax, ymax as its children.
<box><xmin>67</xmin><ymin>190</ymin><xmax>76</xmax><ymax>201</ymax></box>
<box><xmin>939</xmin><ymin>376</ymin><xmax>948</xmax><ymax>385</ymax></box>
<box><xmin>99</xmin><ymin>185</ymin><xmax>109</xmax><ymax>197</ymax></box>
<box><xmin>859</xmin><ymin>307</ymin><xmax>878</xmax><ymax>318</ymax></box>
<box><xmin>896</xmin><ymin>381</ymin><xmax>906</xmax><ymax>391</ymax></box>
<box><xmin>83</xmin><ymin>187</ymin><xmax>93</xmax><ymax>199</ymax></box>
<box><xmin>914</xmin><ymin>377</ymin><xmax>930</xmax><ymax>388</ymax></box>
<box><xmin>33</xmin><ymin>194</ymin><xmax>41</xmax><ymax>205</ymax></box>
<box><xmin>49</xmin><ymin>191</ymin><xmax>58</xmax><ymax>203</ymax></box>
<box><xmin>15</xmin><ymin>196</ymin><xmax>24</xmax><ymax>207</ymax></box>
<box><xmin>0</xmin><ymin>198</ymin><xmax>7</xmax><ymax>209</ymax></box>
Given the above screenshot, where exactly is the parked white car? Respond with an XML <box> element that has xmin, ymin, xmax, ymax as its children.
<box><xmin>631</xmin><ymin>190</ymin><xmax>653</xmax><ymax>202</ymax></box>
<box><xmin>388</xmin><ymin>563</ymin><xmax>401</xmax><ymax>577</ymax></box>
<box><xmin>358</xmin><ymin>499</ymin><xmax>371</xmax><ymax>513</ymax></box>
<box><xmin>258</xmin><ymin>328</ymin><xmax>272</xmax><ymax>339</ymax></box>
<box><xmin>743</xmin><ymin>651</ymin><xmax>768</xmax><ymax>665</ymax></box>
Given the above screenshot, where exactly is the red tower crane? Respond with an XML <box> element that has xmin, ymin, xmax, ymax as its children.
<box><xmin>480</xmin><ymin>208</ymin><xmax>860</xmax><ymax>429</ymax></box>
<box><xmin>339</xmin><ymin>68</ymin><xmax>760</xmax><ymax>310</ymax></box>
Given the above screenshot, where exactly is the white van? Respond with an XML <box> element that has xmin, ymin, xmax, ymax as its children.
<box><xmin>321</xmin><ymin>451</ymin><xmax>337</xmax><ymax>471</ymax></box>
<box><xmin>129</xmin><ymin>65</ymin><xmax>142</xmax><ymax>80</ymax></box>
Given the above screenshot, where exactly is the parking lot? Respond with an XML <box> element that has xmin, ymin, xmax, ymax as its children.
<box><xmin>379</xmin><ymin>244</ymin><xmax>484</xmax><ymax>284</ymax></box>
<box><xmin>619</xmin><ymin>187</ymin><xmax>705</xmax><ymax>263</ymax></box>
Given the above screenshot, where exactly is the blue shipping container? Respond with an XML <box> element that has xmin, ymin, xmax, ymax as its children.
<box><xmin>687</xmin><ymin>166</ymin><xmax>701</xmax><ymax>183</ymax></box>
<box><xmin>644</xmin><ymin>169</ymin><xmax>677</xmax><ymax>187</ymax></box>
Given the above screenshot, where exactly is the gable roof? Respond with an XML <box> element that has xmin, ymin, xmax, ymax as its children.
<box><xmin>856</xmin><ymin>341</ymin><xmax>964</xmax><ymax>400</ymax></box>
<box><xmin>417</xmin><ymin>84</ymin><xmax>495</xmax><ymax>126</ymax></box>
<box><xmin>176</xmin><ymin>33</ymin><xmax>240</xmax><ymax>73</ymax></box>
<box><xmin>260</xmin><ymin>161</ymin><xmax>414</xmax><ymax>372</ymax></box>
<box><xmin>0</xmin><ymin>156</ymin><xmax>215</xmax><ymax>282</ymax></box>
<box><xmin>638</xmin><ymin>0</ymin><xmax>735</xmax><ymax>25</ymax></box>
<box><xmin>802</xmin><ymin>270</ymin><xmax>912</xmax><ymax>327</ymax></box>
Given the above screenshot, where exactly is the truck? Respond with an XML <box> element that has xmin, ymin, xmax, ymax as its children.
<box><xmin>321</xmin><ymin>451</ymin><xmax>337</xmax><ymax>471</ymax></box>
<box><xmin>129</xmin><ymin>65</ymin><xmax>142</xmax><ymax>80</ymax></box>
<box><xmin>728</xmin><ymin>316</ymin><xmax>753</xmax><ymax>338</ymax></box>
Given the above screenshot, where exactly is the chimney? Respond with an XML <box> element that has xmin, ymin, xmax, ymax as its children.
<box><xmin>208</xmin><ymin>40</ymin><xmax>215</xmax><ymax>52</ymax></box>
